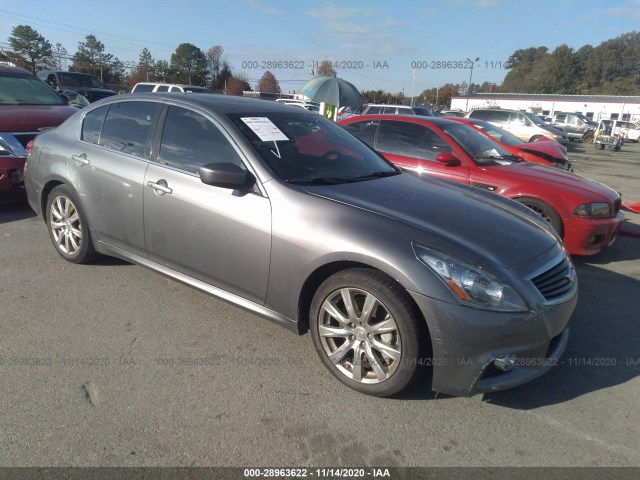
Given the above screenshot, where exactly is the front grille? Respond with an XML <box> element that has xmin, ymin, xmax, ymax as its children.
<box><xmin>531</xmin><ymin>256</ymin><xmax>575</xmax><ymax>302</ymax></box>
<box><xmin>13</xmin><ymin>133</ymin><xmax>38</xmax><ymax>149</ymax></box>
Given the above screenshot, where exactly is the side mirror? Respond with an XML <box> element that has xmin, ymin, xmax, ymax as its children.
<box><xmin>435</xmin><ymin>152</ymin><xmax>461</xmax><ymax>166</ymax></box>
<box><xmin>198</xmin><ymin>162</ymin><xmax>253</xmax><ymax>189</ymax></box>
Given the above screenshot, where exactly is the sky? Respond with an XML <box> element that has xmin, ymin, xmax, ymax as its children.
<box><xmin>1</xmin><ymin>0</ymin><xmax>639</xmax><ymax>96</ymax></box>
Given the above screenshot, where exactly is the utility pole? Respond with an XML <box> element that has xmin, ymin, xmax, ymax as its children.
<box><xmin>465</xmin><ymin>57</ymin><xmax>479</xmax><ymax>111</ymax></box>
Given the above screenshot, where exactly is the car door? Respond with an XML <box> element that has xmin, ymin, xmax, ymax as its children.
<box><xmin>143</xmin><ymin>105</ymin><xmax>271</xmax><ymax>303</ymax></box>
<box><xmin>68</xmin><ymin>100</ymin><xmax>160</xmax><ymax>257</ymax></box>
<box><xmin>374</xmin><ymin>120</ymin><xmax>470</xmax><ymax>183</ymax></box>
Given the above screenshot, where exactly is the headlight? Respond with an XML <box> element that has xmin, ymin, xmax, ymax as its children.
<box><xmin>413</xmin><ymin>244</ymin><xmax>529</xmax><ymax>312</ymax></box>
<box><xmin>574</xmin><ymin>202</ymin><xmax>610</xmax><ymax>218</ymax></box>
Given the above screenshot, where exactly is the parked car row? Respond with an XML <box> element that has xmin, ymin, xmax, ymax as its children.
<box><xmin>0</xmin><ymin>65</ymin><xmax>78</xmax><ymax>204</ymax></box>
<box><xmin>339</xmin><ymin>114</ymin><xmax>623</xmax><ymax>256</ymax></box>
<box><xmin>466</xmin><ymin>108</ymin><xmax>569</xmax><ymax>144</ymax></box>
<box><xmin>24</xmin><ymin>92</ymin><xmax>625</xmax><ymax>399</ymax></box>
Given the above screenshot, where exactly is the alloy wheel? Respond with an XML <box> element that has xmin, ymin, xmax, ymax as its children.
<box><xmin>317</xmin><ymin>287</ymin><xmax>401</xmax><ymax>384</ymax></box>
<box><xmin>49</xmin><ymin>195</ymin><xmax>83</xmax><ymax>255</ymax></box>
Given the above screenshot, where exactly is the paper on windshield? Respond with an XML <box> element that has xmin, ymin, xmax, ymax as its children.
<box><xmin>241</xmin><ymin>117</ymin><xmax>289</xmax><ymax>142</ymax></box>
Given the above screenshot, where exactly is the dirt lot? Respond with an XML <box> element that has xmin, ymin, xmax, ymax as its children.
<box><xmin>0</xmin><ymin>141</ymin><xmax>638</xmax><ymax>469</ymax></box>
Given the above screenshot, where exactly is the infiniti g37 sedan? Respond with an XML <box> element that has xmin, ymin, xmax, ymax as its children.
<box><xmin>25</xmin><ymin>94</ymin><xmax>577</xmax><ymax>397</ymax></box>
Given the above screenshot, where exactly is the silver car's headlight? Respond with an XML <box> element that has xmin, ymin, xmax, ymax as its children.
<box><xmin>574</xmin><ymin>202</ymin><xmax>610</xmax><ymax>218</ymax></box>
<box><xmin>413</xmin><ymin>244</ymin><xmax>529</xmax><ymax>312</ymax></box>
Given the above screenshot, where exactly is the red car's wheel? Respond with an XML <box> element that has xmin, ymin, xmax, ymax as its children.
<box><xmin>515</xmin><ymin>197</ymin><xmax>563</xmax><ymax>237</ymax></box>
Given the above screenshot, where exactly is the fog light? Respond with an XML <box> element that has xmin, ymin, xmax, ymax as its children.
<box><xmin>10</xmin><ymin>170</ymin><xmax>24</xmax><ymax>183</ymax></box>
<box><xmin>493</xmin><ymin>354</ymin><xmax>516</xmax><ymax>372</ymax></box>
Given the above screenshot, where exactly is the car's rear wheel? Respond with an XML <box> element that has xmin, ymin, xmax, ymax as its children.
<box><xmin>515</xmin><ymin>197</ymin><xmax>563</xmax><ymax>236</ymax></box>
<box><xmin>529</xmin><ymin>135</ymin><xmax>543</xmax><ymax>142</ymax></box>
<box><xmin>46</xmin><ymin>185</ymin><xmax>98</xmax><ymax>263</ymax></box>
<box><xmin>310</xmin><ymin>268</ymin><xmax>424</xmax><ymax>397</ymax></box>
<box><xmin>582</xmin><ymin>131</ymin><xmax>594</xmax><ymax>143</ymax></box>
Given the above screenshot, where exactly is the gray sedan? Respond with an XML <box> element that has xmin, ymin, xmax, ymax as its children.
<box><xmin>24</xmin><ymin>93</ymin><xmax>577</xmax><ymax>397</ymax></box>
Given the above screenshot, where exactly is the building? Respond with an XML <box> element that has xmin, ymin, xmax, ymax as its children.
<box><xmin>450</xmin><ymin>93</ymin><xmax>640</xmax><ymax>122</ymax></box>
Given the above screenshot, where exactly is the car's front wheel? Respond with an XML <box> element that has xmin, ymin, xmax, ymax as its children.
<box><xmin>46</xmin><ymin>185</ymin><xmax>98</xmax><ymax>263</ymax></box>
<box><xmin>515</xmin><ymin>197</ymin><xmax>563</xmax><ymax>236</ymax></box>
<box><xmin>310</xmin><ymin>268</ymin><xmax>425</xmax><ymax>397</ymax></box>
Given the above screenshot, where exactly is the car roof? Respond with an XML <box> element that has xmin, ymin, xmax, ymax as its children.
<box><xmin>0</xmin><ymin>64</ymin><xmax>33</xmax><ymax>75</ymax></box>
<box><xmin>106</xmin><ymin>92</ymin><xmax>310</xmax><ymax>115</ymax></box>
<box><xmin>341</xmin><ymin>113</ymin><xmax>459</xmax><ymax>126</ymax></box>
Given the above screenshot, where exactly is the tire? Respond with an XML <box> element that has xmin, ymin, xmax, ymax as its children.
<box><xmin>596</xmin><ymin>143</ymin><xmax>605</xmax><ymax>150</ymax></box>
<box><xmin>529</xmin><ymin>135</ymin><xmax>543</xmax><ymax>142</ymax></box>
<box><xmin>310</xmin><ymin>268</ymin><xmax>425</xmax><ymax>397</ymax></box>
<box><xmin>582</xmin><ymin>131</ymin><xmax>594</xmax><ymax>143</ymax></box>
<box><xmin>515</xmin><ymin>197</ymin><xmax>563</xmax><ymax>236</ymax></box>
<box><xmin>46</xmin><ymin>185</ymin><xmax>98</xmax><ymax>263</ymax></box>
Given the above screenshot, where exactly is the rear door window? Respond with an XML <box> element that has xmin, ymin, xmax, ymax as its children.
<box><xmin>81</xmin><ymin>106</ymin><xmax>108</xmax><ymax>144</ymax></box>
<box><xmin>98</xmin><ymin>101</ymin><xmax>160</xmax><ymax>158</ymax></box>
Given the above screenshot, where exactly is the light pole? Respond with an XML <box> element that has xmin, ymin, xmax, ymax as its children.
<box><xmin>465</xmin><ymin>57</ymin><xmax>479</xmax><ymax>111</ymax></box>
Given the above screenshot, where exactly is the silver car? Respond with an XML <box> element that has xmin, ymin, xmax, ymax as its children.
<box><xmin>24</xmin><ymin>93</ymin><xmax>578</xmax><ymax>397</ymax></box>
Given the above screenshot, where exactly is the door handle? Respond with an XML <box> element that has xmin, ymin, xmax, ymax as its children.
<box><xmin>72</xmin><ymin>153</ymin><xmax>90</xmax><ymax>166</ymax></box>
<box><xmin>146</xmin><ymin>180</ymin><xmax>173</xmax><ymax>195</ymax></box>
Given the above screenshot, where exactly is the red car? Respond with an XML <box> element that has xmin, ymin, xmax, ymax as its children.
<box><xmin>449</xmin><ymin>117</ymin><xmax>572</xmax><ymax>171</ymax></box>
<box><xmin>339</xmin><ymin>115</ymin><xmax>624</xmax><ymax>256</ymax></box>
<box><xmin>0</xmin><ymin>65</ymin><xmax>77</xmax><ymax>204</ymax></box>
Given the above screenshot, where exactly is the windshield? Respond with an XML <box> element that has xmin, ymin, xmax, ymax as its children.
<box><xmin>523</xmin><ymin>112</ymin><xmax>545</xmax><ymax>126</ymax></box>
<box><xmin>413</xmin><ymin>107</ymin><xmax>434</xmax><ymax>117</ymax></box>
<box><xmin>59</xmin><ymin>73</ymin><xmax>106</xmax><ymax>89</ymax></box>
<box><xmin>0</xmin><ymin>73</ymin><xmax>66</xmax><ymax>105</ymax></box>
<box><xmin>470</xmin><ymin>120</ymin><xmax>525</xmax><ymax>146</ymax></box>
<box><xmin>227</xmin><ymin>112</ymin><xmax>398</xmax><ymax>184</ymax></box>
<box><xmin>440</xmin><ymin>123</ymin><xmax>515</xmax><ymax>166</ymax></box>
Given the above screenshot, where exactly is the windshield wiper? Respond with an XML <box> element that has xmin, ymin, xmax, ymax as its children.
<box><xmin>287</xmin><ymin>176</ymin><xmax>351</xmax><ymax>185</ymax></box>
<box><xmin>347</xmin><ymin>170</ymin><xmax>400</xmax><ymax>181</ymax></box>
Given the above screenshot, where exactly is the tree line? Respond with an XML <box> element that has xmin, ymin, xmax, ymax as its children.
<box><xmin>0</xmin><ymin>25</ymin><xmax>280</xmax><ymax>94</ymax></box>
<box><xmin>3</xmin><ymin>25</ymin><xmax>639</xmax><ymax>100</ymax></box>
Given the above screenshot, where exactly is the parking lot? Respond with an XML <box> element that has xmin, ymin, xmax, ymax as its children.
<box><xmin>0</xmin><ymin>141</ymin><xmax>638</xmax><ymax>468</ymax></box>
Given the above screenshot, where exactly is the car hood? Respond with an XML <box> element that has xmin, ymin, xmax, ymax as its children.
<box><xmin>493</xmin><ymin>162</ymin><xmax>619</xmax><ymax>202</ymax></box>
<box><xmin>72</xmin><ymin>87</ymin><xmax>116</xmax><ymax>95</ymax></box>
<box><xmin>303</xmin><ymin>172</ymin><xmax>559</xmax><ymax>270</ymax></box>
<box><xmin>516</xmin><ymin>140</ymin><xmax>567</xmax><ymax>160</ymax></box>
<box><xmin>0</xmin><ymin>105</ymin><xmax>78</xmax><ymax>132</ymax></box>
<box><xmin>541</xmin><ymin>125</ymin><xmax>565</xmax><ymax>136</ymax></box>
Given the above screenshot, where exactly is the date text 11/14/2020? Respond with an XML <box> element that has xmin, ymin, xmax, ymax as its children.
<box><xmin>240</xmin><ymin>60</ymin><xmax>390</xmax><ymax>70</ymax></box>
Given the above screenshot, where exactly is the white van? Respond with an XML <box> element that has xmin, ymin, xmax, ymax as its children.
<box><xmin>467</xmin><ymin>108</ymin><xmax>568</xmax><ymax>144</ymax></box>
<box><xmin>131</xmin><ymin>82</ymin><xmax>213</xmax><ymax>94</ymax></box>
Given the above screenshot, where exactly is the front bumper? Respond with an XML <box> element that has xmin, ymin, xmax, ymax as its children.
<box><xmin>408</xmin><ymin>286</ymin><xmax>577</xmax><ymax>397</ymax></box>
<box><xmin>562</xmin><ymin>211</ymin><xmax>624</xmax><ymax>256</ymax></box>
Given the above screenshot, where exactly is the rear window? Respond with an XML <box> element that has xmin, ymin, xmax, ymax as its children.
<box><xmin>85</xmin><ymin>101</ymin><xmax>160</xmax><ymax>158</ymax></box>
